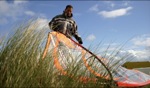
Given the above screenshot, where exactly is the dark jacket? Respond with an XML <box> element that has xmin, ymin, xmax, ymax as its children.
<box><xmin>49</xmin><ymin>13</ymin><xmax>83</xmax><ymax>44</ymax></box>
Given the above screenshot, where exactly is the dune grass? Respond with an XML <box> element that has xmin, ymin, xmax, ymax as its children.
<box><xmin>0</xmin><ymin>21</ymin><xmax>139</xmax><ymax>87</ymax></box>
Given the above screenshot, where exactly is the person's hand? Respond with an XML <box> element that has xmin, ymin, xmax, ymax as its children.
<box><xmin>79</xmin><ymin>40</ymin><xmax>83</xmax><ymax>44</ymax></box>
<box><xmin>78</xmin><ymin>37</ymin><xmax>83</xmax><ymax>44</ymax></box>
<box><xmin>74</xmin><ymin>35</ymin><xmax>83</xmax><ymax>44</ymax></box>
<box><xmin>54</xmin><ymin>28</ymin><xmax>58</xmax><ymax>31</ymax></box>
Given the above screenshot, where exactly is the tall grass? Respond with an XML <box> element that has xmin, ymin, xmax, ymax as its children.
<box><xmin>0</xmin><ymin>21</ymin><xmax>129</xmax><ymax>87</ymax></box>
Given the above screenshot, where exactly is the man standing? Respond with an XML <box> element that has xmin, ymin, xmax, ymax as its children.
<box><xmin>49</xmin><ymin>5</ymin><xmax>83</xmax><ymax>44</ymax></box>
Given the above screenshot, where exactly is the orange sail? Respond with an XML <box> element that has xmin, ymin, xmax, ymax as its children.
<box><xmin>42</xmin><ymin>32</ymin><xmax>150</xmax><ymax>87</ymax></box>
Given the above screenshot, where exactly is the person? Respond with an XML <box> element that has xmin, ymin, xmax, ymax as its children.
<box><xmin>49</xmin><ymin>5</ymin><xmax>83</xmax><ymax>44</ymax></box>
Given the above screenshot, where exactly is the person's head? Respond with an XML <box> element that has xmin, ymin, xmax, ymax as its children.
<box><xmin>64</xmin><ymin>5</ymin><xmax>73</xmax><ymax>17</ymax></box>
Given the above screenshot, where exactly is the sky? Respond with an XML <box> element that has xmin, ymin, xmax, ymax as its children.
<box><xmin>0</xmin><ymin>0</ymin><xmax>150</xmax><ymax>62</ymax></box>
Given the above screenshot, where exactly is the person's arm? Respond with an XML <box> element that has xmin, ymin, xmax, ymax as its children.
<box><xmin>49</xmin><ymin>18</ymin><xmax>54</xmax><ymax>30</ymax></box>
<box><xmin>73</xmin><ymin>24</ymin><xmax>83</xmax><ymax>44</ymax></box>
<box><xmin>49</xmin><ymin>15</ymin><xmax>60</xmax><ymax>31</ymax></box>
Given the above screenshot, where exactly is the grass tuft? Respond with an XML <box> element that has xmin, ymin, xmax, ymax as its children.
<box><xmin>0</xmin><ymin>20</ymin><xmax>133</xmax><ymax>87</ymax></box>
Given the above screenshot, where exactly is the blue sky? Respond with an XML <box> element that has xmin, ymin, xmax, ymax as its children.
<box><xmin>0</xmin><ymin>0</ymin><xmax>150</xmax><ymax>61</ymax></box>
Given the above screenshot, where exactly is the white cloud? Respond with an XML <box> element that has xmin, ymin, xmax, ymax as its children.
<box><xmin>124</xmin><ymin>34</ymin><xmax>150</xmax><ymax>61</ymax></box>
<box><xmin>127</xmin><ymin>49</ymin><xmax>150</xmax><ymax>61</ymax></box>
<box><xmin>0</xmin><ymin>1</ymin><xmax>26</xmax><ymax>24</ymax></box>
<box><xmin>86</xmin><ymin>34</ymin><xmax>96</xmax><ymax>41</ymax></box>
<box><xmin>29</xmin><ymin>18</ymin><xmax>49</xmax><ymax>30</ymax></box>
<box><xmin>89</xmin><ymin>4</ymin><xmax>99</xmax><ymax>12</ymax></box>
<box><xmin>99</xmin><ymin>34</ymin><xmax>150</xmax><ymax>62</ymax></box>
<box><xmin>131</xmin><ymin>35</ymin><xmax>150</xmax><ymax>47</ymax></box>
<box><xmin>0</xmin><ymin>0</ymin><xmax>46</xmax><ymax>25</ymax></box>
<box><xmin>36</xmin><ymin>18</ymin><xmax>49</xmax><ymax>29</ymax></box>
<box><xmin>105</xmin><ymin>48</ymin><xmax>150</xmax><ymax>62</ymax></box>
<box><xmin>25</xmin><ymin>10</ymin><xmax>35</xmax><ymax>16</ymax></box>
<box><xmin>0</xmin><ymin>1</ymin><xmax>27</xmax><ymax>17</ymax></box>
<box><xmin>98</xmin><ymin>6</ymin><xmax>133</xmax><ymax>18</ymax></box>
